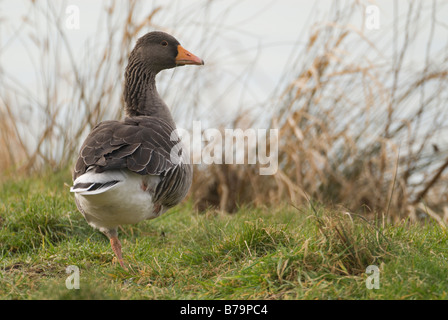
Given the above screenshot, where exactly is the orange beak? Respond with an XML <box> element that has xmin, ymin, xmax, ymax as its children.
<box><xmin>175</xmin><ymin>45</ymin><xmax>204</xmax><ymax>66</ymax></box>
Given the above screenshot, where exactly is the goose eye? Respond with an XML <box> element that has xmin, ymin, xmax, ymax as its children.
<box><xmin>161</xmin><ymin>40</ymin><xmax>168</xmax><ymax>47</ymax></box>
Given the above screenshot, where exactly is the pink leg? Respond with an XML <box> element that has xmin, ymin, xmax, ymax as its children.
<box><xmin>110</xmin><ymin>236</ymin><xmax>127</xmax><ymax>270</ymax></box>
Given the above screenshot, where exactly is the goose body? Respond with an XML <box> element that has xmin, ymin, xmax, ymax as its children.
<box><xmin>72</xmin><ymin>170</ymin><xmax>162</xmax><ymax>229</ymax></box>
<box><xmin>70</xmin><ymin>31</ymin><xmax>203</xmax><ymax>268</ymax></box>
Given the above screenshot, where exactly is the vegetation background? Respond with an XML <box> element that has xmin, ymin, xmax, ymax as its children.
<box><xmin>0</xmin><ymin>0</ymin><xmax>447</xmax><ymax>300</ymax></box>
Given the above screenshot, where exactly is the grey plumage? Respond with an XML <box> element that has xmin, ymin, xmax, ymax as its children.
<box><xmin>70</xmin><ymin>31</ymin><xmax>203</xmax><ymax>268</ymax></box>
<box><xmin>73</xmin><ymin>116</ymin><xmax>192</xmax><ymax>209</ymax></box>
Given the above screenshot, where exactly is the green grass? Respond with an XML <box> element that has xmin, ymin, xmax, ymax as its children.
<box><xmin>0</xmin><ymin>170</ymin><xmax>447</xmax><ymax>300</ymax></box>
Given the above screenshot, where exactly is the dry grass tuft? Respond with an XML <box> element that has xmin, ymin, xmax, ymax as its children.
<box><xmin>191</xmin><ymin>1</ymin><xmax>448</xmax><ymax>222</ymax></box>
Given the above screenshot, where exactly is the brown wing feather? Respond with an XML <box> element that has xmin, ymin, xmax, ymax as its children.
<box><xmin>73</xmin><ymin>116</ymin><xmax>180</xmax><ymax>180</ymax></box>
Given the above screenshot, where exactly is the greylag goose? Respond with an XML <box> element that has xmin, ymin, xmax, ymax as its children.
<box><xmin>70</xmin><ymin>31</ymin><xmax>203</xmax><ymax>268</ymax></box>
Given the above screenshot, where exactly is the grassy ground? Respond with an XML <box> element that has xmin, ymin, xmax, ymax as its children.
<box><xmin>0</xmin><ymin>170</ymin><xmax>447</xmax><ymax>300</ymax></box>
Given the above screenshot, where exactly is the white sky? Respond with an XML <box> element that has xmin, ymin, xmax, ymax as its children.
<box><xmin>1</xmin><ymin>0</ymin><xmax>447</xmax><ymax>130</ymax></box>
<box><xmin>2</xmin><ymin>0</ymin><xmax>447</xmax><ymax>98</ymax></box>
